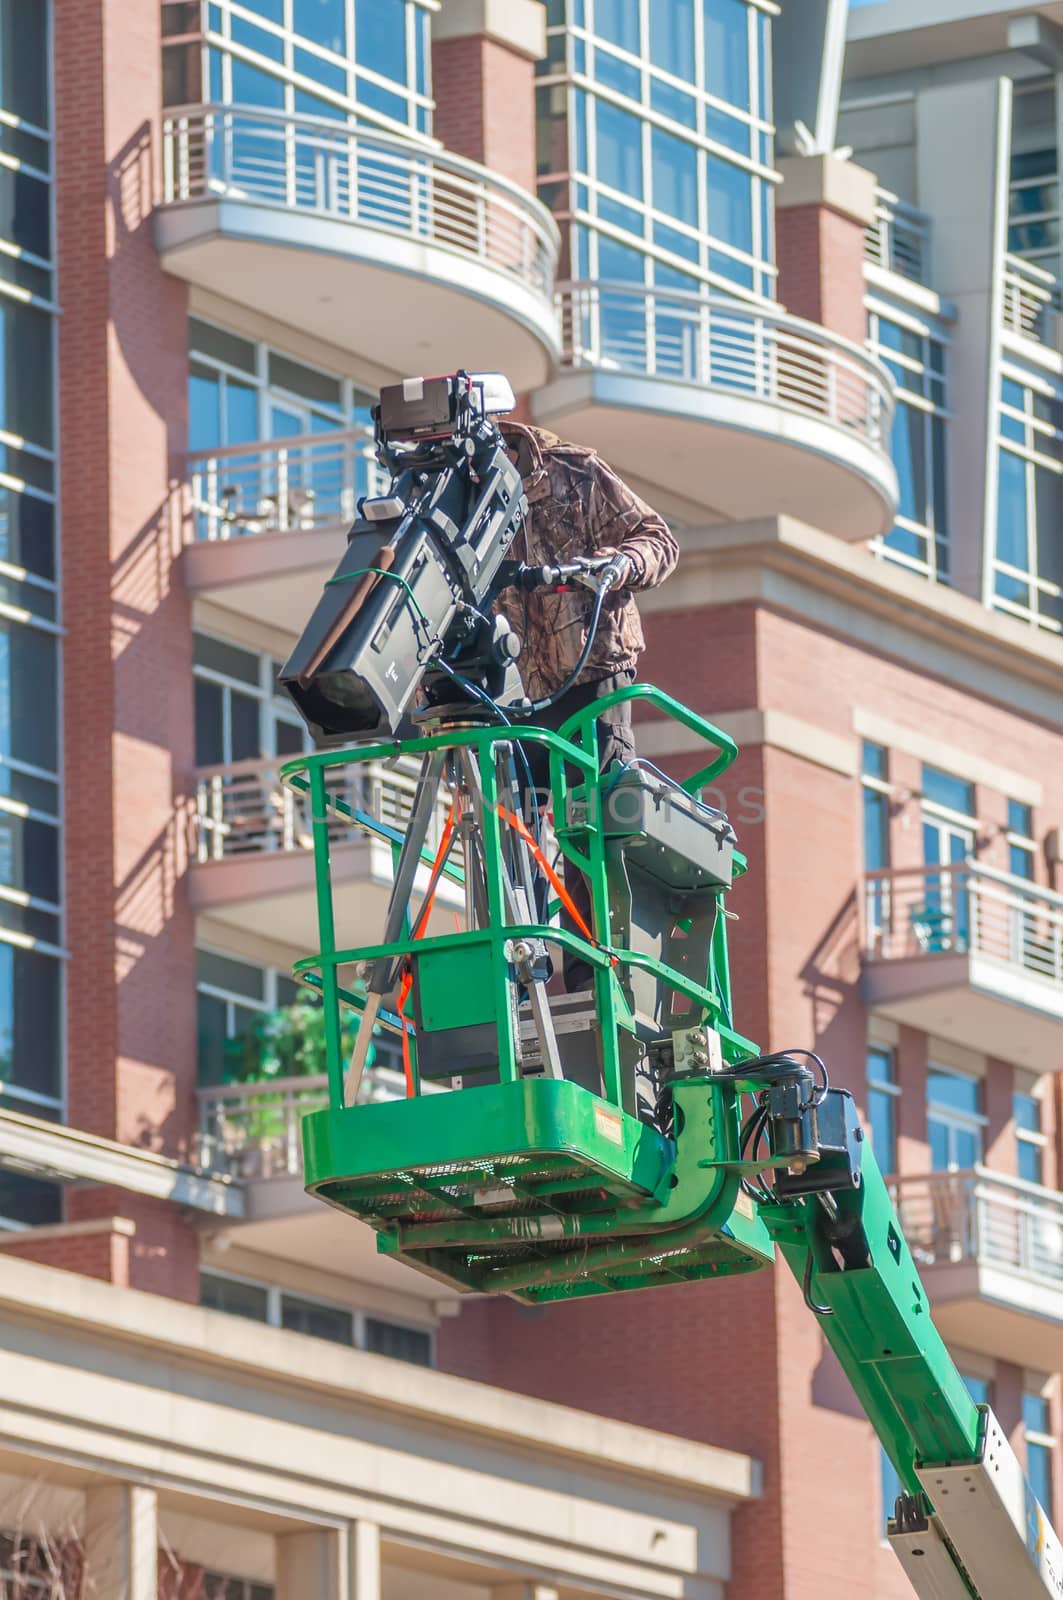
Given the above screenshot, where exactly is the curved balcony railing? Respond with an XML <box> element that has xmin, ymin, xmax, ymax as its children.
<box><xmin>864</xmin><ymin>187</ymin><xmax>930</xmax><ymax>284</ymax></box>
<box><xmin>187</xmin><ymin>424</ymin><xmax>382</xmax><ymax>542</ymax></box>
<box><xmin>556</xmin><ymin>280</ymin><xmax>895</xmax><ymax>450</ymax></box>
<box><xmin>863</xmin><ymin>860</ymin><xmax>1063</xmax><ymax>985</ymax></box>
<box><xmin>162</xmin><ymin>103</ymin><xmax>560</xmax><ymax>301</ymax></box>
<box><xmin>889</xmin><ymin>1167</ymin><xmax>1063</xmax><ymax>1295</ymax></box>
<box><xmin>193</xmin><ymin>754</ymin><xmax>453</xmax><ymax>865</ymax></box>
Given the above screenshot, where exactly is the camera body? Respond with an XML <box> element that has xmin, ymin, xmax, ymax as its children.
<box><xmin>280</xmin><ymin>373</ymin><xmax>526</xmax><ymax>743</ymax></box>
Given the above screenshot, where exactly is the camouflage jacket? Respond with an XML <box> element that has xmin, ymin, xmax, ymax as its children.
<box><xmin>494</xmin><ymin>423</ymin><xmax>678</xmax><ymax>700</ymax></box>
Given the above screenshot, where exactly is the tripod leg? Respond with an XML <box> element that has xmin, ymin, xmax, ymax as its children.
<box><xmin>460</xmin><ymin>744</ymin><xmax>565</xmax><ymax>1082</ymax></box>
<box><xmin>346</xmin><ymin>747</ymin><xmax>448</xmax><ymax>1104</ymax></box>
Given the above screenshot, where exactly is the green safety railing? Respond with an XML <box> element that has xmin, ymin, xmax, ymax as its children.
<box><xmin>278</xmin><ymin>685</ymin><xmax>753</xmax><ymax>1114</ymax></box>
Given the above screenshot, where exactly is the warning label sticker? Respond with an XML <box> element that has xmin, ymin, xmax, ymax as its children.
<box><xmin>593</xmin><ymin>1105</ymin><xmax>625</xmax><ymax>1147</ymax></box>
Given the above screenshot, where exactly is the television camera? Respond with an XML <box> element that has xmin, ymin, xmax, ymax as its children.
<box><xmin>279</xmin><ymin>371</ymin><xmax>629</xmax><ymax>743</ymax></box>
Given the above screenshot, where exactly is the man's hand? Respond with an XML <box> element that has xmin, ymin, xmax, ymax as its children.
<box><xmin>596</xmin><ymin>547</ymin><xmax>634</xmax><ymax>590</ymax></box>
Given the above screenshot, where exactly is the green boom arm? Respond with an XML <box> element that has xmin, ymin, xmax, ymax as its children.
<box><xmin>747</xmin><ymin>1078</ymin><xmax>1063</xmax><ymax>1600</ymax></box>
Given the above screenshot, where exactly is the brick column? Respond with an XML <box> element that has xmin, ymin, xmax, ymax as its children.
<box><xmin>774</xmin><ymin>153</ymin><xmax>877</xmax><ymax>347</ymax></box>
<box><xmin>52</xmin><ymin>0</ymin><xmax>198</xmax><ymax>1299</ymax></box>
<box><xmin>431</xmin><ymin>0</ymin><xmax>545</xmax><ymax>192</ymax></box>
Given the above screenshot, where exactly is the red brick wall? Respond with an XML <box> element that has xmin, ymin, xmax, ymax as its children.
<box><xmin>50</xmin><ymin>0</ymin><xmax>198</xmax><ymax>1298</ymax></box>
<box><xmin>775</xmin><ymin>203</ymin><xmax>869</xmax><ymax>347</ymax></box>
<box><xmin>432</xmin><ymin>35</ymin><xmax>538</xmax><ymax>193</ymax></box>
<box><xmin>0</xmin><ymin>1229</ymin><xmax>130</xmax><ymax>1286</ymax></box>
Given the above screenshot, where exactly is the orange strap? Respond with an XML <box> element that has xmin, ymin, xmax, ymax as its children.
<box><xmin>495</xmin><ymin>803</ymin><xmax>608</xmax><ymax>955</ymax></box>
<box><xmin>396</xmin><ymin>968</ymin><xmax>415</xmax><ymax>1096</ymax></box>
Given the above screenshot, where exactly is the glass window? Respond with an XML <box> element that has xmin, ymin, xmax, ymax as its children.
<box><xmin>595</xmin><ymin>98</ymin><xmax>643</xmax><ymax>198</ymax></box>
<box><xmin>364</xmin><ymin>1316</ymin><xmax>433</xmax><ymax>1366</ymax></box>
<box><xmin>0</xmin><ymin>1167</ymin><xmax>61</xmax><ymax>1227</ymax></box>
<box><xmin>280</xmin><ymin>1292</ymin><xmax>354</xmax><ymax>1345</ymax></box>
<box><xmin>595</xmin><ymin>0</ymin><xmax>640</xmax><ymax>54</ymax></box>
<box><xmin>708</xmin><ymin>155</ymin><xmax>752</xmax><ymax>252</ymax></box>
<box><xmin>922</xmin><ymin>766</ymin><xmax>975</xmax><ymax>819</ymax></box>
<box><xmin>649</xmin><ymin>0</ymin><xmax>695</xmax><ymax>80</ymax></box>
<box><xmin>993</xmin><ymin>372</ymin><xmax>1063</xmax><ymax>632</ymax></box>
<box><xmin>867</xmin><ymin>1046</ymin><xmax>898</xmax><ymax>1173</ymax></box>
<box><xmin>0</xmin><ymin>300</ymin><xmax>53</xmax><ymax>451</ymax></box>
<box><xmin>1024</xmin><ymin>1390</ymin><xmax>1054</xmax><ymax>1512</ymax></box>
<box><xmin>704</xmin><ymin>0</ymin><xmax>750</xmax><ymax>110</ymax></box>
<box><xmin>292</xmin><ymin>0</ymin><xmax>346</xmax><ymax>56</ymax></box>
<box><xmin>540</xmin><ymin>0</ymin><xmax>771</xmax><ymax>305</ymax></box>
<box><xmin>652</xmin><ymin>128</ymin><xmax>698</xmax><ymax>224</ymax></box>
<box><xmin>0</xmin><ymin>621</ymin><xmax>58</xmax><ymax>776</ymax></box>
<box><xmin>867</xmin><ymin>310</ymin><xmax>950</xmax><ymax>583</ymax></box>
<box><xmin>201</xmin><ymin>1271</ymin><xmax>271</xmax><ymax>1322</ymax></box>
<box><xmin>1014</xmin><ymin>1089</ymin><xmax>1045</xmax><ymax>1185</ymax></box>
<box><xmin>862</xmin><ymin>741</ymin><xmax>890</xmax><ymax>871</ymax></box>
<box><xmin>356</xmin><ymin>0</ymin><xmax>407</xmax><ymax>83</ymax></box>
<box><xmin>927</xmin><ymin>1067</ymin><xmax>984</xmax><ymax>1171</ymax></box>
<box><xmin>0</xmin><ymin>0</ymin><xmax>49</xmax><ymax>129</ymax></box>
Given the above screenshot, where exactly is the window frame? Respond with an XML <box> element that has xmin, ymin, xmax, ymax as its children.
<box><xmin>866</xmin><ymin>297</ymin><xmax>951</xmax><ymax>583</ymax></box>
<box><xmin>200</xmin><ymin>1266</ymin><xmax>436</xmax><ymax>1364</ymax></box>
<box><xmin>866</xmin><ymin>1042</ymin><xmax>900</xmax><ymax>1175</ymax></box>
<box><xmin>926</xmin><ymin>1063</ymin><xmax>987</xmax><ymax>1172</ymax></box>
<box><xmin>992</xmin><ymin>364</ymin><xmax>1063</xmax><ymax>634</ymax></box>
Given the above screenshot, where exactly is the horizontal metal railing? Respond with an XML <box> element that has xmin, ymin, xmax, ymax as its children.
<box><xmin>863</xmin><ymin>860</ymin><xmax>1063</xmax><ymax>985</ymax></box>
<box><xmin>557</xmin><ymin>279</ymin><xmax>895</xmax><ymax>450</ymax></box>
<box><xmin>162</xmin><ymin>103</ymin><xmax>560</xmax><ymax>300</ymax></box>
<box><xmin>889</xmin><ymin>1167</ymin><xmax>1063</xmax><ymax>1294</ymax></box>
<box><xmin>187</xmin><ymin>425</ymin><xmax>382</xmax><ymax>542</ymax></box>
<box><xmin>1001</xmin><ymin>252</ymin><xmax>1060</xmax><ymax>342</ymax></box>
<box><xmin>193</xmin><ymin>754</ymin><xmax>452</xmax><ymax>865</ymax></box>
<box><xmin>196</xmin><ymin>1066</ymin><xmax>405</xmax><ymax>1179</ymax></box>
<box><xmin>864</xmin><ymin>188</ymin><xmax>930</xmax><ymax>284</ymax></box>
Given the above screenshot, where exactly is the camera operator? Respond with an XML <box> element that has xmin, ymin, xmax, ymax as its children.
<box><xmin>496</xmin><ymin>421</ymin><xmax>678</xmax><ymax>990</ymax></box>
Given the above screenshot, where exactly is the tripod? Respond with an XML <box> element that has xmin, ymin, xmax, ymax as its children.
<box><xmin>343</xmin><ymin>729</ymin><xmax>565</xmax><ymax>1104</ymax></box>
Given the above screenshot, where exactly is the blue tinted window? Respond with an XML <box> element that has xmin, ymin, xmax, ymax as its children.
<box><xmin>0</xmin><ymin>621</ymin><xmax>58</xmax><ymax>773</ymax></box>
<box><xmin>232</xmin><ymin>12</ymin><xmax>285</xmax><ymax>62</ymax></box>
<box><xmin>704</xmin><ymin>0</ymin><xmax>750</xmax><ymax>110</ymax></box>
<box><xmin>1008</xmin><ymin>799</ymin><xmax>1033</xmax><ymax>836</ymax></box>
<box><xmin>652</xmin><ymin>128</ymin><xmax>698</xmax><ymax>224</ymax></box>
<box><xmin>649</xmin><ymin>0</ymin><xmax>695</xmax><ymax>80</ymax></box>
<box><xmin>0</xmin><ymin>944</ymin><xmax>61</xmax><ymax>1101</ymax></box>
<box><xmin>598</xmin><ymin>234</ymin><xmax>645</xmax><ymax>281</ymax></box>
<box><xmin>997</xmin><ymin>450</ymin><xmax>1029</xmax><ymax>568</ymax></box>
<box><xmin>359</xmin><ymin>77</ymin><xmax>407</xmax><ymax>123</ymax></box>
<box><xmin>864</xmin><ymin>790</ymin><xmax>888</xmax><ymax>871</ymax></box>
<box><xmin>708</xmin><ymin>155</ymin><xmax>752</xmax><ymax>252</ymax></box>
<box><xmin>593</xmin><ymin>47</ymin><xmax>641</xmax><ymax>101</ymax></box>
<box><xmin>922</xmin><ymin>765</ymin><xmax>974</xmax><ymax>816</ymax></box>
<box><xmin>962</xmin><ymin>1373</ymin><xmax>991</xmax><ymax>1406</ymax></box>
<box><xmin>189</xmin><ymin>364</ymin><xmax>222</xmax><ymax>453</ymax></box>
<box><xmin>231</xmin><ymin>58</ymin><xmax>286</xmax><ymax>107</ymax></box>
<box><xmin>650</xmin><ymin>77</ymin><xmax>697</xmax><ymax>129</ymax></box>
<box><xmin>294</xmin><ymin>48</ymin><xmax>347</xmax><ymax>93</ymax></box>
<box><xmin>927</xmin><ymin>1069</ymin><xmax>981</xmax><ymax>1117</ymax></box>
<box><xmin>596</xmin><ymin>98</ymin><xmax>643</xmax><ymax>197</ymax></box>
<box><xmin>595</xmin><ymin>0</ymin><xmax>640</xmax><ymax>53</ymax></box>
<box><xmin>706</xmin><ymin>101</ymin><xmax>749</xmax><ymax>156</ymax></box>
<box><xmin>862</xmin><ymin>741</ymin><xmax>888</xmax><ymax>781</ymax></box>
<box><xmin>356</xmin><ymin>0</ymin><xmax>407</xmax><ymax>83</ymax></box>
<box><xmin>293</xmin><ymin>0</ymin><xmax>346</xmax><ymax>54</ymax></box>
<box><xmin>1018</xmin><ymin>1137</ymin><xmax>1043</xmax><ymax>1184</ymax></box>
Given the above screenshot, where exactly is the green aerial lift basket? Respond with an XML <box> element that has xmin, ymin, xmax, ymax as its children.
<box><xmin>282</xmin><ymin>686</ymin><xmax>775</xmax><ymax>1302</ymax></box>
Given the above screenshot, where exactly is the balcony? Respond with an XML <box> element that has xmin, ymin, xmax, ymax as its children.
<box><xmin>862</xmin><ymin>862</ymin><xmax>1063</xmax><ymax>1068</ymax></box>
<box><xmin>190</xmin><ymin>754</ymin><xmax>459</xmax><ymax>950</ymax></box>
<box><xmin>193</xmin><ymin>1061</ymin><xmax>460</xmax><ymax>1300</ymax></box>
<box><xmin>890</xmin><ymin>1168</ymin><xmax>1063</xmax><ymax>1370</ymax></box>
<box><xmin>1001</xmin><ymin>253</ymin><xmax>1060</xmax><ymax>347</ymax></box>
<box><xmin>864</xmin><ymin>187</ymin><xmax>930</xmax><ymax>286</ymax></box>
<box><xmin>157</xmin><ymin>105</ymin><xmax>560</xmax><ymax>390</ymax></box>
<box><xmin>181</xmin><ymin>425</ymin><xmax>377</xmax><ymax>626</ymax></box>
<box><xmin>533</xmin><ymin>281</ymin><xmax>898</xmax><ymax>540</ymax></box>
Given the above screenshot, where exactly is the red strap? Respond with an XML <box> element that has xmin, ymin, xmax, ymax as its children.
<box><xmin>495</xmin><ymin>803</ymin><xmax>601</xmax><ymax>950</ymax></box>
